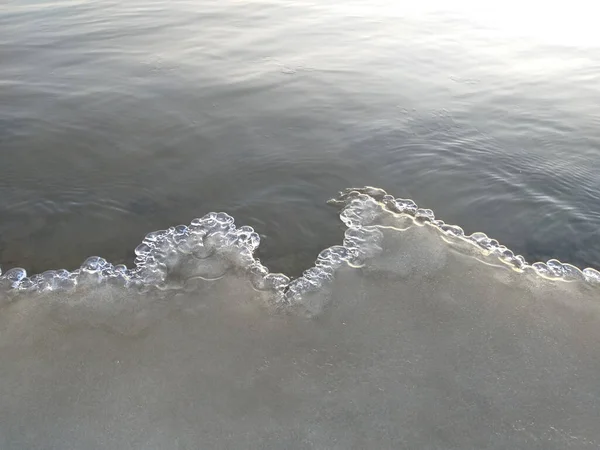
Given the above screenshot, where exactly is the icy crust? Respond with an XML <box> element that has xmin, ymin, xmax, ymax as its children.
<box><xmin>333</xmin><ymin>187</ymin><xmax>600</xmax><ymax>285</ymax></box>
<box><xmin>0</xmin><ymin>188</ymin><xmax>599</xmax><ymax>299</ymax></box>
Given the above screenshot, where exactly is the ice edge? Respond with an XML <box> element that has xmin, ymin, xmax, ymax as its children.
<box><xmin>1</xmin><ymin>187</ymin><xmax>599</xmax><ymax>298</ymax></box>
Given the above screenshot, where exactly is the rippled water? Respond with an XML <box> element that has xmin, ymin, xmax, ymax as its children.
<box><xmin>1</xmin><ymin>0</ymin><xmax>599</xmax><ymax>275</ymax></box>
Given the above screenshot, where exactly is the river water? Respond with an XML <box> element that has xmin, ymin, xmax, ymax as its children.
<box><xmin>1</xmin><ymin>0</ymin><xmax>599</xmax><ymax>275</ymax></box>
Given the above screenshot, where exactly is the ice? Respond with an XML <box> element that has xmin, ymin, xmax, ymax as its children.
<box><xmin>1</xmin><ymin>188</ymin><xmax>599</xmax><ymax>449</ymax></box>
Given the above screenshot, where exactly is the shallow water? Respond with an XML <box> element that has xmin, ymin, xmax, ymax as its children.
<box><xmin>1</xmin><ymin>0</ymin><xmax>600</xmax><ymax>276</ymax></box>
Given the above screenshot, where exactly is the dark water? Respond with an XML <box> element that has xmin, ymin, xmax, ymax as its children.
<box><xmin>1</xmin><ymin>0</ymin><xmax>600</xmax><ymax>276</ymax></box>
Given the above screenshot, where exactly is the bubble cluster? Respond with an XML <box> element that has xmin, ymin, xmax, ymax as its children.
<box><xmin>1</xmin><ymin>188</ymin><xmax>599</xmax><ymax>300</ymax></box>
<box><xmin>334</xmin><ymin>187</ymin><xmax>600</xmax><ymax>285</ymax></box>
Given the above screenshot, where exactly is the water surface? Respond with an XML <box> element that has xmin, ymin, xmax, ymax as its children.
<box><xmin>1</xmin><ymin>0</ymin><xmax>599</xmax><ymax>273</ymax></box>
